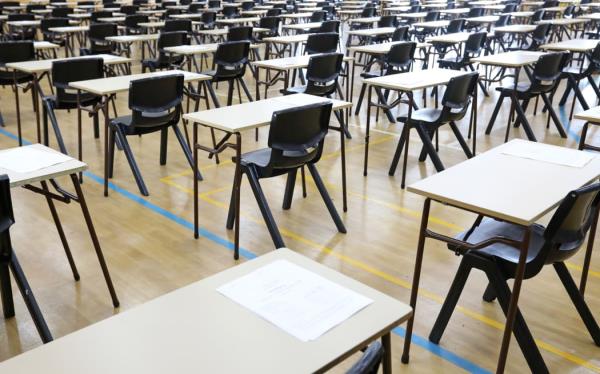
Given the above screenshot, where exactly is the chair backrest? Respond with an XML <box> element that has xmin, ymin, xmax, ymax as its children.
<box><xmin>201</xmin><ymin>11</ymin><xmax>216</xmax><ymax>26</ymax></box>
<box><xmin>165</xmin><ymin>8</ymin><xmax>182</xmax><ymax>17</ymax></box>
<box><xmin>361</xmin><ymin>6</ymin><xmax>375</xmax><ymax>17</ymax></box>
<box><xmin>495</xmin><ymin>14</ymin><xmax>510</xmax><ymax>27</ymax></box>
<box><xmin>464</xmin><ymin>31</ymin><xmax>486</xmax><ymax>57</ymax></box>
<box><xmin>590</xmin><ymin>42</ymin><xmax>600</xmax><ymax>69</ymax></box>
<box><xmin>26</xmin><ymin>4</ymin><xmax>46</xmax><ymax>12</ymax></box>
<box><xmin>88</xmin><ymin>22</ymin><xmax>117</xmax><ymax>49</ymax></box>
<box><xmin>318</xmin><ymin>20</ymin><xmax>339</xmax><ymax>33</ymax></box>
<box><xmin>529</xmin><ymin>52</ymin><xmax>567</xmax><ymax>92</ymax></box>
<box><xmin>305</xmin><ymin>32</ymin><xmax>338</xmax><ymax>54</ymax></box>
<box><xmin>214</xmin><ymin>41</ymin><xmax>250</xmax><ymax>78</ymax></box>
<box><xmin>439</xmin><ymin>71</ymin><xmax>479</xmax><ymax>122</ymax></box>
<box><xmin>385</xmin><ymin>41</ymin><xmax>416</xmax><ymax>74</ymax></box>
<box><xmin>425</xmin><ymin>11</ymin><xmax>440</xmax><ymax>21</ymax></box>
<box><xmin>208</xmin><ymin>0</ymin><xmax>221</xmax><ymax>8</ymax></box>
<box><xmin>129</xmin><ymin>74</ymin><xmax>184</xmax><ymax>128</ymax></box>
<box><xmin>447</xmin><ymin>18</ymin><xmax>465</xmax><ymax>33</ymax></box>
<box><xmin>8</xmin><ymin>14</ymin><xmax>34</xmax><ymax>21</ymax></box>
<box><xmin>125</xmin><ymin>14</ymin><xmax>148</xmax><ymax>29</ymax></box>
<box><xmin>227</xmin><ymin>26</ymin><xmax>253</xmax><ymax>41</ymax></box>
<box><xmin>0</xmin><ymin>41</ymin><xmax>35</xmax><ymax>65</ymax></box>
<box><xmin>259</xmin><ymin>16</ymin><xmax>280</xmax><ymax>33</ymax></box>
<box><xmin>52</xmin><ymin>58</ymin><xmax>104</xmax><ymax>103</ymax></box>
<box><xmin>311</xmin><ymin>10</ymin><xmax>326</xmax><ymax>22</ymax></box>
<box><xmin>502</xmin><ymin>3</ymin><xmax>517</xmax><ymax>12</ymax></box>
<box><xmin>164</xmin><ymin>19</ymin><xmax>192</xmax><ymax>33</ymax></box>
<box><xmin>222</xmin><ymin>5</ymin><xmax>239</xmax><ymax>17</ymax></box>
<box><xmin>378</xmin><ymin>15</ymin><xmax>398</xmax><ymax>28</ymax></box>
<box><xmin>51</xmin><ymin>7</ymin><xmax>72</xmax><ymax>17</ymax></box>
<box><xmin>189</xmin><ymin>3</ymin><xmax>203</xmax><ymax>12</ymax></box>
<box><xmin>41</xmin><ymin>17</ymin><xmax>69</xmax><ymax>33</ymax></box>
<box><xmin>392</xmin><ymin>25</ymin><xmax>410</xmax><ymax>41</ymax></box>
<box><xmin>531</xmin><ymin>9</ymin><xmax>545</xmax><ymax>22</ymax></box>
<box><xmin>531</xmin><ymin>23</ymin><xmax>551</xmax><ymax>47</ymax></box>
<box><xmin>266</xmin><ymin>8</ymin><xmax>282</xmax><ymax>16</ymax></box>
<box><xmin>241</xmin><ymin>1</ymin><xmax>254</xmax><ymax>10</ymax></box>
<box><xmin>120</xmin><ymin>5</ymin><xmax>138</xmax><ymax>14</ymax></box>
<box><xmin>467</xmin><ymin>7</ymin><xmax>483</xmax><ymax>17</ymax></box>
<box><xmin>266</xmin><ymin>102</ymin><xmax>332</xmax><ymax>170</ymax></box>
<box><xmin>563</xmin><ymin>4</ymin><xmax>575</xmax><ymax>17</ymax></box>
<box><xmin>91</xmin><ymin>10</ymin><xmax>113</xmax><ymax>22</ymax></box>
<box><xmin>409</xmin><ymin>4</ymin><xmax>421</xmax><ymax>12</ymax></box>
<box><xmin>345</xmin><ymin>341</ymin><xmax>384</xmax><ymax>374</ymax></box>
<box><xmin>157</xmin><ymin>31</ymin><xmax>189</xmax><ymax>53</ymax></box>
<box><xmin>542</xmin><ymin>0</ymin><xmax>558</xmax><ymax>7</ymax></box>
<box><xmin>305</xmin><ymin>52</ymin><xmax>343</xmax><ymax>96</ymax></box>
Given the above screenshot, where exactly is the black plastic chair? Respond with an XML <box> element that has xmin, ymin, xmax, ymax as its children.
<box><xmin>222</xmin><ymin>5</ymin><xmax>240</xmax><ymax>18</ymax></box>
<box><xmin>189</xmin><ymin>3</ymin><xmax>204</xmax><ymax>13</ymax></box>
<box><xmin>411</xmin><ymin>11</ymin><xmax>440</xmax><ymax>42</ymax></box>
<box><xmin>502</xmin><ymin>3</ymin><xmax>517</xmax><ymax>12</ymax></box>
<box><xmin>164</xmin><ymin>19</ymin><xmax>192</xmax><ymax>34</ymax></box>
<box><xmin>257</xmin><ymin>16</ymin><xmax>281</xmax><ymax>40</ymax></box>
<box><xmin>7</xmin><ymin>14</ymin><xmax>36</xmax><ymax>40</ymax></box>
<box><xmin>108</xmin><ymin>74</ymin><xmax>200</xmax><ymax>196</ymax></box>
<box><xmin>81</xmin><ymin>23</ymin><xmax>118</xmax><ymax>55</ymax></box>
<box><xmin>438</xmin><ymin>31</ymin><xmax>488</xmax><ymax>95</ymax></box>
<box><xmin>447</xmin><ymin>18</ymin><xmax>466</xmax><ymax>34</ymax></box>
<box><xmin>345</xmin><ymin>341</ymin><xmax>384</xmax><ymax>374</ymax></box>
<box><xmin>509</xmin><ymin>23</ymin><xmax>551</xmax><ymax>51</ymax></box>
<box><xmin>392</xmin><ymin>25</ymin><xmax>410</xmax><ymax>41</ymax></box>
<box><xmin>142</xmin><ymin>31</ymin><xmax>189</xmax><ymax>72</ymax></box>
<box><xmin>43</xmin><ymin>58</ymin><xmax>104</xmax><ymax>155</ymax></box>
<box><xmin>202</xmin><ymin>41</ymin><xmax>253</xmax><ymax>106</ymax></box>
<box><xmin>40</xmin><ymin>18</ymin><xmax>69</xmax><ymax>46</ymax></box>
<box><xmin>0</xmin><ymin>41</ymin><xmax>36</xmax><ymax>145</ymax></box>
<box><xmin>198</xmin><ymin>11</ymin><xmax>216</xmax><ymax>31</ymax></box>
<box><xmin>241</xmin><ymin>1</ymin><xmax>254</xmax><ymax>10</ymax></box>
<box><xmin>225</xmin><ymin>103</ymin><xmax>346</xmax><ymax>253</ymax></box>
<box><xmin>356</xmin><ymin>42</ymin><xmax>417</xmax><ymax>117</ymax></box>
<box><xmin>305</xmin><ymin>32</ymin><xmax>338</xmax><ymax>54</ymax></box>
<box><xmin>315</xmin><ymin>20</ymin><xmax>340</xmax><ymax>33</ymax></box>
<box><xmin>430</xmin><ymin>182</ymin><xmax>600</xmax><ymax>373</ymax></box>
<box><xmin>379</xmin><ymin>15</ymin><xmax>399</xmax><ymax>28</ymax></box>
<box><xmin>530</xmin><ymin>9</ymin><xmax>545</xmax><ymax>24</ymax></box>
<box><xmin>310</xmin><ymin>10</ymin><xmax>326</xmax><ymax>22</ymax></box>
<box><xmin>91</xmin><ymin>10</ymin><xmax>113</xmax><ymax>23</ymax></box>
<box><xmin>281</xmin><ymin>52</ymin><xmax>344</xmax><ymax>98</ymax></box>
<box><xmin>266</xmin><ymin>8</ymin><xmax>282</xmax><ymax>16</ymax></box>
<box><xmin>0</xmin><ymin>174</ymin><xmax>52</xmax><ymax>344</ymax></box>
<box><xmin>227</xmin><ymin>25</ymin><xmax>253</xmax><ymax>41</ymax></box>
<box><xmin>120</xmin><ymin>5</ymin><xmax>138</xmax><ymax>15</ymax></box>
<box><xmin>51</xmin><ymin>7</ymin><xmax>73</xmax><ymax>18</ymax></box>
<box><xmin>124</xmin><ymin>14</ymin><xmax>148</xmax><ymax>34</ymax></box>
<box><xmin>208</xmin><ymin>0</ymin><xmax>221</xmax><ymax>8</ymax></box>
<box><xmin>485</xmin><ymin>52</ymin><xmax>568</xmax><ymax>141</ymax></box>
<box><xmin>390</xmin><ymin>72</ymin><xmax>479</xmax><ymax>186</ymax></box>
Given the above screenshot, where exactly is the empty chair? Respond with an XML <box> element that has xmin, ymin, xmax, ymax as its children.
<box><xmin>26</xmin><ymin>3</ymin><xmax>45</xmax><ymax>12</ymax></box>
<box><xmin>359</xmin><ymin>6</ymin><xmax>376</xmax><ymax>17</ymax></box>
<box><xmin>227</xmin><ymin>26</ymin><xmax>253</xmax><ymax>41</ymax></box>
<box><xmin>438</xmin><ymin>31</ymin><xmax>488</xmax><ymax>95</ymax></box>
<box><xmin>165</xmin><ymin>8</ymin><xmax>182</xmax><ymax>17</ymax></box>
<box><xmin>51</xmin><ymin>7</ymin><xmax>73</xmax><ymax>17</ymax></box>
<box><xmin>411</xmin><ymin>11</ymin><xmax>440</xmax><ymax>41</ymax></box>
<box><xmin>429</xmin><ymin>182</ymin><xmax>600</xmax><ymax>373</ymax></box>
<box><xmin>43</xmin><ymin>58</ymin><xmax>104</xmax><ymax>155</ymax></box>
<box><xmin>266</xmin><ymin>8</ymin><xmax>282</xmax><ymax>16</ymax></box>
<box><xmin>305</xmin><ymin>32</ymin><xmax>338</xmax><ymax>54</ymax></box>
<box><xmin>241</xmin><ymin>1</ymin><xmax>254</xmax><ymax>10</ymax></box>
<box><xmin>530</xmin><ymin>9</ymin><xmax>545</xmax><ymax>23</ymax></box>
<box><xmin>502</xmin><ymin>3</ymin><xmax>517</xmax><ymax>12</ymax></box>
<box><xmin>91</xmin><ymin>10</ymin><xmax>113</xmax><ymax>23</ymax></box>
<box><xmin>201</xmin><ymin>41</ymin><xmax>253</xmax><ymax>106</ymax></box>
<box><xmin>142</xmin><ymin>31</ymin><xmax>189</xmax><ymax>72</ymax></box>
<box><xmin>281</xmin><ymin>53</ymin><xmax>344</xmax><ymax>98</ymax></box>
<box><xmin>467</xmin><ymin>7</ymin><xmax>483</xmax><ymax>17</ymax></box>
<box><xmin>225</xmin><ymin>103</ymin><xmax>346</xmax><ymax>257</ymax></box>
<box><xmin>390</xmin><ymin>72</ymin><xmax>479</xmax><ymax>187</ymax></box>
<box><xmin>310</xmin><ymin>10</ymin><xmax>326</xmax><ymax>22</ymax></box>
<box><xmin>222</xmin><ymin>5</ymin><xmax>240</xmax><ymax>18</ymax></box>
<box><xmin>487</xmin><ymin>14</ymin><xmax>511</xmax><ymax>52</ymax></box>
<box><xmin>315</xmin><ymin>20</ymin><xmax>340</xmax><ymax>33</ymax></box>
<box><xmin>392</xmin><ymin>25</ymin><xmax>410</xmax><ymax>41</ymax></box>
<box><xmin>378</xmin><ymin>15</ymin><xmax>399</xmax><ymax>28</ymax></box>
<box><xmin>512</xmin><ymin>23</ymin><xmax>551</xmax><ymax>51</ymax></box>
<box><xmin>198</xmin><ymin>11</ymin><xmax>216</xmax><ymax>30</ymax></box>
<box><xmin>447</xmin><ymin>18</ymin><xmax>466</xmax><ymax>34</ymax></box>
<box><xmin>0</xmin><ymin>41</ymin><xmax>36</xmax><ymax>145</ymax></box>
<box><xmin>108</xmin><ymin>74</ymin><xmax>200</xmax><ymax>196</ymax></box>
<box><xmin>355</xmin><ymin>42</ymin><xmax>417</xmax><ymax>117</ymax></box>
<box><xmin>80</xmin><ymin>23</ymin><xmax>118</xmax><ymax>55</ymax></box>
<box><xmin>207</xmin><ymin>0</ymin><xmax>221</xmax><ymax>8</ymax></box>
<box><xmin>189</xmin><ymin>3</ymin><xmax>203</xmax><ymax>12</ymax></box>
<box><xmin>7</xmin><ymin>14</ymin><xmax>36</xmax><ymax>40</ymax></box>
<box><xmin>485</xmin><ymin>52</ymin><xmax>568</xmax><ymax>142</ymax></box>
<box><xmin>257</xmin><ymin>16</ymin><xmax>280</xmax><ymax>40</ymax></box>
<box><xmin>345</xmin><ymin>342</ymin><xmax>384</xmax><ymax>374</ymax></box>
<box><xmin>120</xmin><ymin>5</ymin><xmax>138</xmax><ymax>14</ymax></box>
<box><xmin>164</xmin><ymin>19</ymin><xmax>192</xmax><ymax>34</ymax></box>
<box><xmin>40</xmin><ymin>18</ymin><xmax>69</xmax><ymax>46</ymax></box>
<box><xmin>124</xmin><ymin>14</ymin><xmax>148</xmax><ymax>34</ymax></box>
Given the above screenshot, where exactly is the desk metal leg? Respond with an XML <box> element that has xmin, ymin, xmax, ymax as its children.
<box><xmin>101</xmin><ymin>95</ymin><xmax>110</xmax><ymax>197</ymax></box>
<box><xmin>363</xmin><ymin>85</ymin><xmax>372</xmax><ymax>176</ymax></box>
<box><xmin>401</xmin><ymin>198</ymin><xmax>431</xmax><ymax>364</ymax></box>
<box><xmin>340</xmin><ymin>109</ymin><xmax>348</xmax><ymax>212</ymax></box>
<box><xmin>233</xmin><ymin>133</ymin><xmax>242</xmax><ymax>260</ymax></box>
<box><xmin>382</xmin><ymin>332</ymin><xmax>392</xmax><ymax>374</ymax></box>
<box><xmin>194</xmin><ymin>123</ymin><xmax>199</xmax><ymax>239</ymax></box>
<box><xmin>70</xmin><ymin>174</ymin><xmax>119</xmax><ymax>308</ymax></box>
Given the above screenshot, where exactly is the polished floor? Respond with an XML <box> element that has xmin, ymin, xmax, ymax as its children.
<box><xmin>0</xmin><ymin>36</ymin><xmax>599</xmax><ymax>373</ymax></box>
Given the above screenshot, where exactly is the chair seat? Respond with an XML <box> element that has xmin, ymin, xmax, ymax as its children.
<box><xmin>397</xmin><ymin>107</ymin><xmax>442</xmax><ymax>125</ymax></box>
<box><xmin>0</xmin><ymin>70</ymin><xmax>33</xmax><ymax>85</ymax></box>
<box><xmin>360</xmin><ymin>70</ymin><xmax>382</xmax><ymax>79</ymax></box>
<box><xmin>45</xmin><ymin>93</ymin><xmax>100</xmax><ymax>110</ymax></box>
<box><xmin>280</xmin><ymin>85</ymin><xmax>307</xmax><ymax>95</ymax></box>
<box><xmin>451</xmin><ymin>218</ymin><xmax>582</xmax><ymax>279</ymax></box>
<box><xmin>495</xmin><ymin>82</ymin><xmax>533</xmax><ymax>95</ymax></box>
<box><xmin>239</xmin><ymin>147</ymin><xmax>271</xmax><ymax>168</ymax></box>
<box><xmin>110</xmin><ymin>115</ymin><xmax>175</xmax><ymax>135</ymax></box>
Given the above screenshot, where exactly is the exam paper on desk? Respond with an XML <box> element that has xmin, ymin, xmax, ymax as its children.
<box><xmin>501</xmin><ymin>141</ymin><xmax>594</xmax><ymax>168</ymax></box>
<box><xmin>0</xmin><ymin>146</ymin><xmax>72</xmax><ymax>174</ymax></box>
<box><xmin>217</xmin><ymin>260</ymin><xmax>373</xmax><ymax>342</ymax></box>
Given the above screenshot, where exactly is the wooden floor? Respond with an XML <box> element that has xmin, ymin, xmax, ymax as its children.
<box><xmin>0</xmin><ymin>37</ymin><xmax>599</xmax><ymax>373</ymax></box>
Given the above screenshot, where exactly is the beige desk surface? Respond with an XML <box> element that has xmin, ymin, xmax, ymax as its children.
<box><xmin>67</xmin><ymin>12</ymin><xmax>91</xmax><ymax>18</ymax></box>
<box><xmin>105</xmin><ymin>33</ymin><xmax>159</xmax><ymax>43</ymax></box>
<box><xmin>169</xmin><ymin>13</ymin><xmax>203</xmax><ymax>19</ymax></box>
<box><xmin>252</xmin><ymin>54</ymin><xmax>351</xmax><ymax>71</ymax></box>
<box><xmin>47</xmin><ymin>25</ymin><xmax>88</xmax><ymax>33</ymax></box>
<box><xmin>397</xmin><ymin>11</ymin><xmax>427</xmax><ymax>19</ymax></box>
<box><xmin>575</xmin><ymin>105</ymin><xmax>600</xmax><ymax>123</ymax></box>
<box><xmin>440</xmin><ymin>7</ymin><xmax>470</xmax><ymax>14</ymax></box>
<box><xmin>283</xmin><ymin>21</ymin><xmax>323</xmax><ymax>30</ymax></box>
<box><xmin>383</xmin><ymin>6</ymin><xmax>411</xmax><ymax>12</ymax></box>
<box><xmin>412</xmin><ymin>20</ymin><xmax>450</xmax><ymax>28</ymax></box>
<box><xmin>337</xmin><ymin>9</ymin><xmax>363</xmax><ymax>14</ymax></box>
<box><xmin>33</xmin><ymin>41</ymin><xmax>60</xmax><ymax>50</ymax></box>
<box><xmin>195</xmin><ymin>27</ymin><xmax>269</xmax><ymax>35</ymax></box>
<box><xmin>365</xmin><ymin>68</ymin><xmax>465</xmax><ymax>91</ymax></box>
<box><xmin>426</xmin><ymin>31</ymin><xmax>471</xmax><ymax>44</ymax></box>
<box><xmin>538</xmin><ymin>18</ymin><xmax>588</xmax><ymax>26</ymax></box>
<box><xmin>0</xmin><ymin>248</ymin><xmax>411</xmax><ymax>374</ymax></box>
<box><xmin>408</xmin><ymin>139</ymin><xmax>600</xmax><ymax>225</ymax></box>
<box><xmin>482</xmin><ymin>4</ymin><xmax>506</xmax><ymax>10</ymax></box>
<box><xmin>281</xmin><ymin>12</ymin><xmax>312</xmax><ymax>18</ymax></box>
<box><xmin>69</xmin><ymin>70</ymin><xmax>210</xmax><ymax>96</ymax></box>
<box><xmin>347</xmin><ymin>26</ymin><xmax>396</xmax><ymax>36</ymax></box>
<box><xmin>348</xmin><ymin>41</ymin><xmax>431</xmax><ymax>55</ymax></box>
<box><xmin>0</xmin><ymin>144</ymin><xmax>86</xmax><ymax>188</ymax></box>
<box><xmin>241</xmin><ymin>9</ymin><xmax>268</xmax><ymax>15</ymax></box>
<box><xmin>97</xmin><ymin>16</ymin><xmax>125</xmax><ymax>22</ymax></box>
<box><xmin>138</xmin><ymin>21</ymin><xmax>164</xmax><ymax>27</ymax></box>
<box><xmin>216</xmin><ymin>16</ymin><xmax>259</xmax><ymax>24</ymax></box>
<box><xmin>263</xmin><ymin>33</ymin><xmax>310</xmax><ymax>44</ymax></box>
<box><xmin>184</xmin><ymin>93</ymin><xmax>352</xmax><ymax>132</ymax></box>
<box><xmin>541</xmin><ymin>38</ymin><xmax>599</xmax><ymax>52</ymax></box>
<box><xmin>471</xmin><ymin>50</ymin><xmax>544</xmax><ymax>67</ymax></box>
<box><xmin>504</xmin><ymin>11</ymin><xmax>534</xmax><ymax>17</ymax></box>
<box><xmin>493</xmin><ymin>24</ymin><xmax>537</xmax><ymax>33</ymax></box>
<box><xmin>349</xmin><ymin>16</ymin><xmax>380</xmax><ymax>23</ymax></box>
<box><xmin>6</xmin><ymin>54</ymin><xmax>131</xmax><ymax>74</ymax></box>
<box><xmin>6</xmin><ymin>20</ymin><xmax>41</xmax><ymax>27</ymax></box>
<box><xmin>466</xmin><ymin>15</ymin><xmax>500</xmax><ymax>22</ymax></box>
<box><xmin>579</xmin><ymin>12</ymin><xmax>600</xmax><ymax>20</ymax></box>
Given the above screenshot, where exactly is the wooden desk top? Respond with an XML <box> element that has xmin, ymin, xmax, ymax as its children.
<box><xmin>575</xmin><ymin>105</ymin><xmax>600</xmax><ymax>123</ymax></box>
<box><xmin>0</xmin><ymin>144</ymin><xmax>86</xmax><ymax>188</ymax></box>
<box><xmin>365</xmin><ymin>68</ymin><xmax>465</xmax><ymax>90</ymax></box>
<box><xmin>105</xmin><ymin>33</ymin><xmax>159</xmax><ymax>42</ymax></box>
<box><xmin>579</xmin><ymin>12</ymin><xmax>600</xmax><ymax>20</ymax></box>
<box><xmin>347</xmin><ymin>26</ymin><xmax>395</xmax><ymax>36</ymax></box>
<box><xmin>412</xmin><ymin>20</ymin><xmax>450</xmax><ymax>28</ymax></box>
<box><xmin>184</xmin><ymin>94</ymin><xmax>352</xmax><ymax>132</ymax></box>
<box><xmin>349</xmin><ymin>16</ymin><xmax>380</xmax><ymax>24</ymax></box>
<box><xmin>0</xmin><ymin>248</ymin><xmax>411</xmax><ymax>374</ymax></box>
<box><xmin>440</xmin><ymin>7</ymin><xmax>470</xmax><ymax>14</ymax></box>
<box><xmin>6</xmin><ymin>20</ymin><xmax>41</xmax><ymax>27</ymax></box>
<box><xmin>348</xmin><ymin>41</ymin><xmax>431</xmax><ymax>55</ymax></box>
<box><xmin>69</xmin><ymin>70</ymin><xmax>210</xmax><ymax>96</ymax></box>
<box><xmin>263</xmin><ymin>33</ymin><xmax>310</xmax><ymax>44</ymax></box>
<box><xmin>408</xmin><ymin>139</ymin><xmax>600</xmax><ymax>225</ymax></box>
<box><xmin>138</xmin><ymin>21</ymin><xmax>164</xmax><ymax>28</ymax></box>
<box><xmin>33</xmin><ymin>41</ymin><xmax>60</xmax><ymax>50</ymax></box>
<box><xmin>283</xmin><ymin>21</ymin><xmax>323</xmax><ymax>30</ymax></box>
<box><xmin>48</xmin><ymin>25</ymin><xmax>88</xmax><ymax>33</ymax></box>
<box><xmin>471</xmin><ymin>50</ymin><xmax>544</xmax><ymax>67</ymax></box>
<box><xmin>504</xmin><ymin>11</ymin><xmax>534</xmax><ymax>17</ymax></box>
<box><xmin>466</xmin><ymin>15</ymin><xmax>499</xmax><ymax>22</ymax></box>
<box><xmin>216</xmin><ymin>16</ymin><xmax>259</xmax><ymax>24</ymax></box>
<box><xmin>426</xmin><ymin>31</ymin><xmax>471</xmax><ymax>44</ymax></box>
<box><xmin>541</xmin><ymin>39</ymin><xmax>599</xmax><ymax>53</ymax></box>
<box><xmin>97</xmin><ymin>16</ymin><xmax>125</xmax><ymax>22</ymax></box>
<box><xmin>280</xmin><ymin>12</ymin><xmax>312</xmax><ymax>18</ymax></box>
<box><xmin>6</xmin><ymin>54</ymin><xmax>131</xmax><ymax>74</ymax></box>
<box><xmin>493</xmin><ymin>24</ymin><xmax>537</xmax><ymax>33</ymax></box>
<box><xmin>252</xmin><ymin>54</ymin><xmax>352</xmax><ymax>71</ymax></box>
<box><xmin>397</xmin><ymin>11</ymin><xmax>427</xmax><ymax>19</ymax></box>
<box><xmin>537</xmin><ymin>18</ymin><xmax>588</xmax><ymax>25</ymax></box>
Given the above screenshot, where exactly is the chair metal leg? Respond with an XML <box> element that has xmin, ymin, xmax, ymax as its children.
<box><xmin>307</xmin><ymin>164</ymin><xmax>347</xmax><ymax>234</ymax></box>
<box><xmin>541</xmin><ymin>93</ymin><xmax>567</xmax><ymax>138</ymax></box>
<box><xmin>355</xmin><ymin>83</ymin><xmax>367</xmax><ymax>115</ymax></box>
<box><xmin>449</xmin><ymin>121</ymin><xmax>473</xmax><ymax>158</ymax></box>
<box><xmin>238</xmin><ymin>78</ymin><xmax>254</xmax><ymax>102</ymax></box>
<box><xmin>0</xmin><ymin>261</ymin><xmax>14</xmax><ymax>318</ymax></box>
<box><xmin>482</xmin><ymin>282</ymin><xmax>497</xmax><ymax>302</ymax></box>
<box><xmin>108</xmin><ymin>127</ymin><xmax>116</xmax><ymax>179</ymax></box>
<box><xmin>114</xmin><ymin>128</ymin><xmax>149</xmax><ymax>196</ymax></box>
<box><xmin>43</xmin><ymin>99</ymin><xmax>69</xmax><ymax>154</ymax></box>
<box><xmin>246</xmin><ymin>166</ymin><xmax>286</xmax><ymax>248</ymax></box>
<box><xmin>414</xmin><ymin>124</ymin><xmax>445</xmax><ymax>171</ymax></box>
<box><xmin>485</xmin><ymin>94</ymin><xmax>505</xmax><ymax>135</ymax></box>
<box><xmin>282</xmin><ymin>169</ymin><xmax>297</xmax><ymax>210</ymax></box>
<box><xmin>93</xmin><ymin>111</ymin><xmax>100</xmax><ymax>139</ymax></box>
<box><xmin>227</xmin><ymin>80</ymin><xmax>234</xmax><ymax>106</ymax></box>
<box><xmin>554</xmin><ymin>262</ymin><xmax>600</xmax><ymax>346</ymax></box>
<box><xmin>429</xmin><ymin>259</ymin><xmax>472</xmax><ymax>344</ymax></box>
<box><xmin>389</xmin><ymin>124</ymin><xmax>408</xmax><ymax>176</ymax></box>
<box><xmin>512</xmin><ymin>97</ymin><xmax>537</xmax><ymax>141</ymax></box>
<box><xmin>159</xmin><ymin>128</ymin><xmax>168</xmax><ymax>165</ymax></box>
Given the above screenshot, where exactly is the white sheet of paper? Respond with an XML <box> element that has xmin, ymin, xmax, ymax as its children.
<box><xmin>502</xmin><ymin>142</ymin><xmax>594</xmax><ymax>168</ymax></box>
<box><xmin>217</xmin><ymin>260</ymin><xmax>373</xmax><ymax>342</ymax></box>
<box><xmin>0</xmin><ymin>146</ymin><xmax>72</xmax><ymax>174</ymax></box>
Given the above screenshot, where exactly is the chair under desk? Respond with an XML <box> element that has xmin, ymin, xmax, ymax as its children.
<box><xmin>183</xmin><ymin>93</ymin><xmax>352</xmax><ymax>259</ymax></box>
